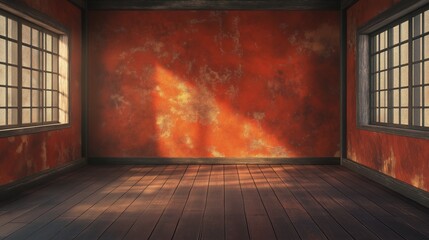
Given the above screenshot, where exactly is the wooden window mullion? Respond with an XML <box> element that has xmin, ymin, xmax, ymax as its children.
<box><xmin>408</xmin><ymin>18</ymin><xmax>413</xmax><ymax>127</ymax></box>
<box><xmin>17</xmin><ymin>19</ymin><xmax>22</xmax><ymax>126</ymax></box>
<box><xmin>388</xmin><ymin>29</ymin><xmax>394</xmax><ymax>124</ymax></box>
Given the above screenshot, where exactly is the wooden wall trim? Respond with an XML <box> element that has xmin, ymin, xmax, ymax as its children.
<box><xmin>342</xmin><ymin>158</ymin><xmax>429</xmax><ymax>208</ymax></box>
<box><xmin>358</xmin><ymin>0</ymin><xmax>428</xmax><ymax>34</ymax></box>
<box><xmin>87</xmin><ymin>0</ymin><xmax>341</xmax><ymax>10</ymax></box>
<box><xmin>0</xmin><ymin>159</ymin><xmax>87</xmax><ymax>201</ymax></box>
<box><xmin>81</xmin><ymin>3</ymin><xmax>88</xmax><ymax>159</ymax></box>
<box><xmin>68</xmin><ymin>0</ymin><xmax>86</xmax><ymax>10</ymax></box>
<box><xmin>88</xmin><ymin>157</ymin><xmax>340</xmax><ymax>165</ymax></box>
<box><xmin>341</xmin><ymin>0</ymin><xmax>358</xmax><ymax>10</ymax></box>
<box><xmin>340</xmin><ymin>8</ymin><xmax>347</xmax><ymax>159</ymax></box>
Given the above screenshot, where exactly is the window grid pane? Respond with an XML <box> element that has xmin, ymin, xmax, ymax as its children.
<box><xmin>0</xmin><ymin>9</ymin><xmax>61</xmax><ymax>129</ymax></box>
<box><xmin>0</xmin><ymin>15</ymin><xmax>19</xmax><ymax>127</ymax></box>
<box><xmin>370</xmin><ymin>7</ymin><xmax>429</xmax><ymax>130</ymax></box>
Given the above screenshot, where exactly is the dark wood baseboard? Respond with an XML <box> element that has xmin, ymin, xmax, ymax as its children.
<box><xmin>341</xmin><ymin>158</ymin><xmax>429</xmax><ymax>208</ymax></box>
<box><xmin>0</xmin><ymin>158</ymin><xmax>87</xmax><ymax>201</ymax></box>
<box><xmin>88</xmin><ymin>157</ymin><xmax>340</xmax><ymax>165</ymax></box>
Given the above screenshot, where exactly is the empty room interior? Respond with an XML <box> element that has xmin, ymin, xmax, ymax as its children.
<box><xmin>0</xmin><ymin>0</ymin><xmax>429</xmax><ymax>239</ymax></box>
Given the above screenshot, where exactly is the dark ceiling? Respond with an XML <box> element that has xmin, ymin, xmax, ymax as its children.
<box><xmin>82</xmin><ymin>0</ymin><xmax>355</xmax><ymax>10</ymax></box>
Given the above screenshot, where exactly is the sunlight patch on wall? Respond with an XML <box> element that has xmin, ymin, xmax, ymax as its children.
<box><xmin>153</xmin><ymin>65</ymin><xmax>291</xmax><ymax>158</ymax></box>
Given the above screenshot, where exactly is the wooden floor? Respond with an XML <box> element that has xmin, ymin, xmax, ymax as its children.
<box><xmin>0</xmin><ymin>165</ymin><xmax>428</xmax><ymax>240</ymax></box>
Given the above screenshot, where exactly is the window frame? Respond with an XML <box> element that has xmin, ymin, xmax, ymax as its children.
<box><xmin>0</xmin><ymin>0</ymin><xmax>71</xmax><ymax>137</ymax></box>
<box><xmin>356</xmin><ymin>0</ymin><xmax>429</xmax><ymax>139</ymax></box>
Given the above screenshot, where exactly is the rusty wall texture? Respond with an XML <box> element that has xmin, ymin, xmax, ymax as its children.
<box><xmin>0</xmin><ymin>0</ymin><xmax>82</xmax><ymax>185</ymax></box>
<box><xmin>347</xmin><ymin>0</ymin><xmax>428</xmax><ymax>191</ymax></box>
<box><xmin>88</xmin><ymin>10</ymin><xmax>340</xmax><ymax>158</ymax></box>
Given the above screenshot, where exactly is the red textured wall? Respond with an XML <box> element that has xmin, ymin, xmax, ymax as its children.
<box><xmin>0</xmin><ymin>0</ymin><xmax>82</xmax><ymax>185</ymax></box>
<box><xmin>347</xmin><ymin>0</ymin><xmax>428</xmax><ymax>191</ymax></box>
<box><xmin>88</xmin><ymin>10</ymin><xmax>340</xmax><ymax>158</ymax></box>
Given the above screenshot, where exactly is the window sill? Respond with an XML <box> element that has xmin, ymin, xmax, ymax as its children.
<box><xmin>357</xmin><ymin>124</ymin><xmax>429</xmax><ymax>139</ymax></box>
<box><xmin>0</xmin><ymin>123</ymin><xmax>70</xmax><ymax>138</ymax></box>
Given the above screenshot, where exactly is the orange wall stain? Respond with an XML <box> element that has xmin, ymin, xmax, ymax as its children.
<box><xmin>0</xmin><ymin>0</ymin><xmax>82</xmax><ymax>185</ymax></box>
<box><xmin>347</xmin><ymin>0</ymin><xmax>428</xmax><ymax>191</ymax></box>
<box><xmin>88</xmin><ymin>10</ymin><xmax>340</xmax><ymax>158</ymax></box>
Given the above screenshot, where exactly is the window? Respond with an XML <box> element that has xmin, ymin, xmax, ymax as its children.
<box><xmin>357</xmin><ymin>1</ymin><xmax>429</xmax><ymax>138</ymax></box>
<box><xmin>370</xmin><ymin>7</ymin><xmax>429</xmax><ymax>128</ymax></box>
<box><xmin>0</xmin><ymin>3</ymin><xmax>69</xmax><ymax>136</ymax></box>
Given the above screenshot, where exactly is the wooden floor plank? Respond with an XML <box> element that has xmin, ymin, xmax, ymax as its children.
<box><xmin>148</xmin><ymin>165</ymin><xmax>199</xmax><ymax>240</ymax></box>
<box><xmin>96</xmin><ymin>165</ymin><xmax>171</xmax><ymax>240</ymax></box>
<box><xmin>0</xmin><ymin>223</ymin><xmax>26</xmax><ymax>240</ymax></box>
<box><xmin>314</xmin><ymin>165</ymin><xmax>426</xmax><ymax>240</ymax></box>
<box><xmin>0</xmin><ymin>166</ymin><xmax>102</xmax><ymax>227</ymax></box>
<box><xmin>273</xmin><ymin>165</ymin><xmax>353</xmax><ymax>240</ymax></box>
<box><xmin>0</xmin><ymin>206</ymin><xmax>38</xmax><ymax>229</ymax></box>
<box><xmin>333</xmin><ymin>165</ymin><xmax>429</xmax><ymax>218</ymax></box>
<box><xmin>8</xmin><ymin>166</ymin><xmax>131</xmax><ymax>240</ymax></box>
<box><xmin>330</xmin><ymin>166</ymin><xmax>429</xmax><ymax>235</ymax></box>
<box><xmin>123</xmin><ymin>165</ymin><xmax>188</xmax><ymax>240</ymax></box>
<box><xmin>50</xmin><ymin>166</ymin><xmax>174</xmax><ymax>240</ymax></box>
<box><xmin>248</xmin><ymin>165</ymin><xmax>300</xmax><ymax>240</ymax></box>
<box><xmin>237</xmin><ymin>165</ymin><xmax>277</xmax><ymax>240</ymax></box>
<box><xmin>62</xmin><ymin>167</ymin><xmax>158</xmax><ymax>239</ymax></box>
<box><xmin>10</xmin><ymin>166</ymin><xmax>119</xmax><ymax>223</ymax></box>
<box><xmin>290</xmin><ymin>166</ymin><xmax>380</xmax><ymax>240</ymax></box>
<box><xmin>0</xmin><ymin>166</ymin><xmax>104</xmax><ymax>212</ymax></box>
<box><xmin>259</xmin><ymin>165</ymin><xmax>326</xmax><ymax>240</ymax></box>
<box><xmin>320</xmin><ymin>168</ymin><xmax>429</xmax><ymax>239</ymax></box>
<box><xmin>201</xmin><ymin>165</ymin><xmax>225</xmax><ymax>240</ymax></box>
<box><xmin>0</xmin><ymin>166</ymin><xmax>96</xmax><ymax>211</ymax></box>
<box><xmin>10</xmin><ymin>179</ymin><xmax>97</xmax><ymax>225</ymax></box>
<box><xmin>26</xmin><ymin>217</ymin><xmax>74</xmax><ymax>240</ymax></box>
<box><xmin>172</xmin><ymin>165</ymin><xmax>211</xmax><ymax>240</ymax></box>
<box><xmin>306</xmin><ymin>165</ymin><xmax>409</xmax><ymax>240</ymax></box>
<box><xmin>0</xmin><ymin>165</ymin><xmax>428</xmax><ymax>240</ymax></box>
<box><xmin>224</xmin><ymin>165</ymin><xmax>249</xmax><ymax>240</ymax></box>
<box><xmin>61</xmin><ymin>167</ymin><xmax>151</xmax><ymax>221</ymax></box>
